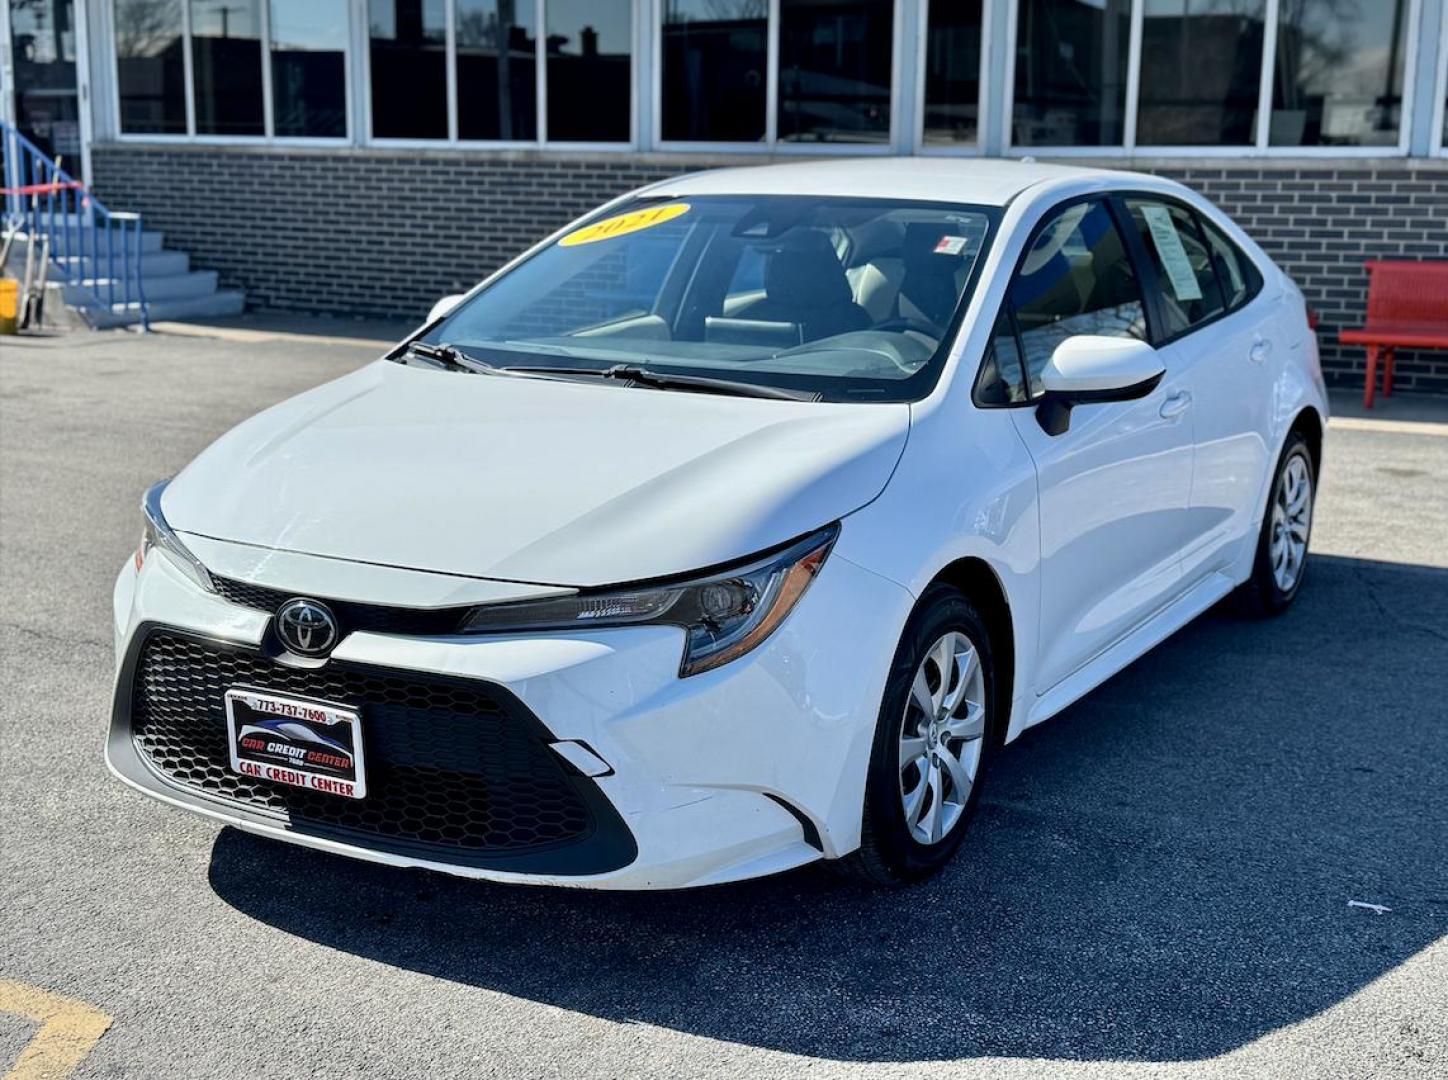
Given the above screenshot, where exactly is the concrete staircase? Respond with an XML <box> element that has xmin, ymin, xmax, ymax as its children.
<box><xmin>5</xmin><ymin>224</ymin><xmax>245</xmax><ymax>327</ymax></box>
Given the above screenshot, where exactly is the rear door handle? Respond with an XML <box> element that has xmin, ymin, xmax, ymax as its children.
<box><xmin>1250</xmin><ymin>337</ymin><xmax>1273</xmax><ymax>364</ymax></box>
<box><xmin>1160</xmin><ymin>392</ymin><xmax>1192</xmax><ymax>420</ymax></box>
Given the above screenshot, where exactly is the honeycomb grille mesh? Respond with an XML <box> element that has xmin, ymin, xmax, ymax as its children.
<box><xmin>130</xmin><ymin>631</ymin><xmax>594</xmax><ymax>855</ymax></box>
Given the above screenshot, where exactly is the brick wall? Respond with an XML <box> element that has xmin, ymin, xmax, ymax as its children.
<box><xmin>91</xmin><ymin>144</ymin><xmax>1448</xmax><ymax>394</ymax></box>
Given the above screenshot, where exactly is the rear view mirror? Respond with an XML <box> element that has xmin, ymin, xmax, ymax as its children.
<box><xmin>1036</xmin><ymin>336</ymin><xmax>1165</xmax><ymax>435</ymax></box>
<box><xmin>427</xmin><ymin>294</ymin><xmax>466</xmax><ymax>325</ymax></box>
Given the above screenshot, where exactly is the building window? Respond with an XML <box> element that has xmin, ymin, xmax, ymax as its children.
<box><xmin>778</xmin><ymin>0</ymin><xmax>895</xmax><ymax>144</ymax></box>
<box><xmin>1269</xmin><ymin>0</ymin><xmax>1410</xmax><ymax>147</ymax></box>
<box><xmin>660</xmin><ymin>0</ymin><xmax>768</xmax><ymax>143</ymax></box>
<box><xmin>457</xmin><ymin>0</ymin><xmax>538</xmax><ymax>141</ymax></box>
<box><xmin>1137</xmin><ymin>0</ymin><xmax>1265</xmax><ymax>146</ymax></box>
<box><xmin>270</xmin><ymin>0</ymin><xmax>348</xmax><ymax>139</ymax></box>
<box><xmin>921</xmin><ymin>0</ymin><xmax>984</xmax><ymax>146</ymax></box>
<box><xmin>545</xmin><ymin>0</ymin><xmax>632</xmax><ymax>142</ymax></box>
<box><xmin>114</xmin><ymin>0</ymin><xmax>187</xmax><ymax>134</ymax></box>
<box><xmin>1012</xmin><ymin>0</ymin><xmax>1132</xmax><ymax>147</ymax></box>
<box><xmin>368</xmin><ymin>0</ymin><xmax>448</xmax><ymax>139</ymax></box>
<box><xmin>188</xmin><ymin>0</ymin><xmax>264</xmax><ymax>136</ymax></box>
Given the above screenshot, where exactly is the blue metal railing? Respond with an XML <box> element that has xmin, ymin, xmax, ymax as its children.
<box><xmin>2</xmin><ymin>121</ymin><xmax>150</xmax><ymax>328</ymax></box>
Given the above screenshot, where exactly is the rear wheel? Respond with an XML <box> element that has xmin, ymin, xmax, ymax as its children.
<box><xmin>841</xmin><ymin>587</ymin><xmax>996</xmax><ymax>886</ymax></box>
<box><xmin>1238</xmin><ymin>431</ymin><xmax>1316</xmax><ymax>616</ymax></box>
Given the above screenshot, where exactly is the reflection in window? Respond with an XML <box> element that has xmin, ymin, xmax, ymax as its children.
<box><xmin>114</xmin><ymin>0</ymin><xmax>187</xmax><ymax>134</ymax></box>
<box><xmin>1013</xmin><ymin>0</ymin><xmax>1131</xmax><ymax>147</ymax></box>
<box><xmin>661</xmin><ymin>0</ymin><xmax>767</xmax><ymax>142</ymax></box>
<box><xmin>922</xmin><ymin>0</ymin><xmax>983</xmax><ymax>146</ymax></box>
<box><xmin>545</xmin><ymin>0</ymin><xmax>631</xmax><ymax>142</ymax></box>
<box><xmin>457</xmin><ymin>0</ymin><xmax>537</xmax><ymax>141</ymax></box>
<box><xmin>1010</xmin><ymin>200</ymin><xmax>1146</xmax><ymax>392</ymax></box>
<box><xmin>1270</xmin><ymin>0</ymin><xmax>1409</xmax><ymax>147</ymax></box>
<box><xmin>189</xmin><ymin>0</ymin><xmax>263</xmax><ymax>135</ymax></box>
<box><xmin>270</xmin><ymin>0</ymin><xmax>347</xmax><ymax>138</ymax></box>
<box><xmin>369</xmin><ymin>0</ymin><xmax>447</xmax><ymax>139</ymax></box>
<box><xmin>778</xmin><ymin>0</ymin><xmax>894</xmax><ymax>144</ymax></box>
<box><xmin>1137</xmin><ymin>0</ymin><xmax>1264</xmax><ymax>146</ymax></box>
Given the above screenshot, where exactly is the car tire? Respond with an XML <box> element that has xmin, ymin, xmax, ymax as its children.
<box><xmin>839</xmin><ymin>585</ymin><xmax>997</xmax><ymax>887</ymax></box>
<box><xmin>1237</xmin><ymin>431</ymin><xmax>1317</xmax><ymax>617</ymax></box>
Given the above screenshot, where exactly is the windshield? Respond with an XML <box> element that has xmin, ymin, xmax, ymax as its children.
<box><xmin>421</xmin><ymin>195</ymin><xmax>997</xmax><ymax>402</ymax></box>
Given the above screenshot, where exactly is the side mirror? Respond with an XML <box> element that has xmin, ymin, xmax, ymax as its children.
<box><xmin>1035</xmin><ymin>335</ymin><xmax>1165</xmax><ymax>436</ymax></box>
<box><xmin>427</xmin><ymin>294</ymin><xmax>466</xmax><ymax>325</ymax></box>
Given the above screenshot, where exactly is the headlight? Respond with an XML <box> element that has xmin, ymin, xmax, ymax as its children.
<box><xmin>460</xmin><ymin>525</ymin><xmax>839</xmax><ymax>676</ymax></box>
<box><xmin>138</xmin><ymin>480</ymin><xmax>215</xmax><ymax>593</ymax></box>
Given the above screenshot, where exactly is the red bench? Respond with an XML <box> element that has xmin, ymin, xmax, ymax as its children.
<box><xmin>1339</xmin><ymin>260</ymin><xmax>1448</xmax><ymax>408</ymax></box>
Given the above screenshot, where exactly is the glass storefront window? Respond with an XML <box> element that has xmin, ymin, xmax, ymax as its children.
<box><xmin>1270</xmin><ymin>0</ymin><xmax>1410</xmax><ymax>148</ymax></box>
<box><xmin>457</xmin><ymin>0</ymin><xmax>538</xmax><ymax>141</ymax></box>
<box><xmin>269</xmin><ymin>0</ymin><xmax>348</xmax><ymax>138</ymax></box>
<box><xmin>189</xmin><ymin>0</ymin><xmax>263</xmax><ymax>136</ymax></box>
<box><xmin>922</xmin><ymin>0</ymin><xmax>983</xmax><ymax>146</ymax></box>
<box><xmin>778</xmin><ymin>0</ymin><xmax>895</xmax><ymax>144</ymax></box>
<box><xmin>369</xmin><ymin>0</ymin><xmax>448</xmax><ymax>139</ymax></box>
<box><xmin>114</xmin><ymin>0</ymin><xmax>188</xmax><ymax>134</ymax></box>
<box><xmin>1137</xmin><ymin>0</ymin><xmax>1265</xmax><ymax>146</ymax></box>
<box><xmin>9</xmin><ymin>0</ymin><xmax>83</xmax><ymax>158</ymax></box>
<box><xmin>1013</xmin><ymin>0</ymin><xmax>1131</xmax><ymax>147</ymax></box>
<box><xmin>545</xmin><ymin>0</ymin><xmax>631</xmax><ymax>142</ymax></box>
<box><xmin>661</xmin><ymin>0</ymin><xmax>768</xmax><ymax>142</ymax></box>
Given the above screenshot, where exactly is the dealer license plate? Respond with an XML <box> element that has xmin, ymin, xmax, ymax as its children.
<box><xmin>224</xmin><ymin>688</ymin><xmax>367</xmax><ymax>799</ymax></box>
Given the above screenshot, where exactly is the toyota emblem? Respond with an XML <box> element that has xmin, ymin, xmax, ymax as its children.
<box><xmin>275</xmin><ymin>598</ymin><xmax>340</xmax><ymax>657</ymax></box>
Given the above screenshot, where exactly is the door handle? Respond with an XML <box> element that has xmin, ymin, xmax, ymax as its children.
<box><xmin>1250</xmin><ymin>337</ymin><xmax>1273</xmax><ymax>364</ymax></box>
<box><xmin>1159</xmin><ymin>392</ymin><xmax>1192</xmax><ymax>420</ymax></box>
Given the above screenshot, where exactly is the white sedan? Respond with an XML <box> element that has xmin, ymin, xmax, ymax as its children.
<box><xmin>108</xmin><ymin>159</ymin><xmax>1326</xmax><ymax>888</ymax></box>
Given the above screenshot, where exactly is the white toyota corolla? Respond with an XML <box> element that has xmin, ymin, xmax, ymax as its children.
<box><xmin>108</xmin><ymin>159</ymin><xmax>1326</xmax><ymax>889</ymax></box>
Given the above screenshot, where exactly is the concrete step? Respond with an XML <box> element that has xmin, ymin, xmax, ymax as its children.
<box><xmin>63</xmin><ymin>269</ymin><xmax>218</xmax><ymax>305</ymax></box>
<box><xmin>86</xmin><ymin>290</ymin><xmax>246</xmax><ymax>328</ymax></box>
<box><xmin>42</xmin><ymin>249</ymin><xmax>192</xmax><ymax>280</ymax></box>
<box><xmin>5</xmin><ymin>227</ymin><xmax>167</xmax><ymax>256</ymax></box>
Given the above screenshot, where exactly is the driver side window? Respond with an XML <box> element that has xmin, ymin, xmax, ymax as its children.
<box><xmin>1010</xmin><ymin>199</ymin><xmax>1148</xmax><ymax>398</ymax></box>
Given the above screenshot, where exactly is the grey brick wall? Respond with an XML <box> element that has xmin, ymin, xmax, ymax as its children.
<box><xmin>91</xmin><ymin>144</ymin><xmax>1448</xmax><ymax>394</ymax></box>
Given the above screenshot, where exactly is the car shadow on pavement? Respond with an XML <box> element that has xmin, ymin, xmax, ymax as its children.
<box><xmin>208</xmin><ymin>554</ymin><xmax>1448</xmax><ymax>1063</ymax></box>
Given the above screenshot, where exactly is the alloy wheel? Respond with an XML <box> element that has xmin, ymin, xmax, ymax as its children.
<box><xmin>1270</xmin><ymin>453</ymin><xmax>1313</xmax><ymax>592</ymax></box>
<box><xmin>898</xmin><ymin>631</ymin><xmax>986</xmax><ymax>845</ymax></box>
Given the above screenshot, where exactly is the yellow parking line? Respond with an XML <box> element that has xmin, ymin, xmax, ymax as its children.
<box><xmin>0</xmin><ymin>980</ymin><xmax>112</xmax><ymax>1080</ymax></box>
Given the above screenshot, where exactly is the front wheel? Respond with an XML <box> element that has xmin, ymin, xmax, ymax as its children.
<box><xmin>840</xmin><ymin>587</ymin><xmax>996</xmax><ymax>886</ymax></box>
<box><xmin>1238</xmin><ymin>431</ymin><xmax>1316</xmax><ymax>616</ymax></box>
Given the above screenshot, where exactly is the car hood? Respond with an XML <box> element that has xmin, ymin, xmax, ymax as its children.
<box><xmin>163</xmin><ymin>360</ymin><xmax>910</xmax><ymax>588</ymax></box>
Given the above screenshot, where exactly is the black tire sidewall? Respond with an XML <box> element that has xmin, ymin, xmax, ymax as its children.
<box><xmin>861</xmin><ymin>587</ymin><xmax>997</xmax><ymax>881</ymax></box>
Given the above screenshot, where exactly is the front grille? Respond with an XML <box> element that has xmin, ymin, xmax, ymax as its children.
<box><xmin>211</xmin><ymin>575</ymin><xmax>470</xmax><ymax>637</ymax></box>
<box><xmin>126</xmin><ymin>629</ymin><xmax>632</xmax><ymax>871</ymax></box>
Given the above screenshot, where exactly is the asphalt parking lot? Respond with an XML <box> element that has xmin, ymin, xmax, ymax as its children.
<box><xmin>2</xmin><ymin>326</ymin><xmax>1445</xmax><ymax>1079</ymax></box>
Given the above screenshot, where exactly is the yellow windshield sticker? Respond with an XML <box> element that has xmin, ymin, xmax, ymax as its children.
<box><xmin>560</xmin><ymin>203</ymin><xmax>690</xmax><ymax>247</ymax></box>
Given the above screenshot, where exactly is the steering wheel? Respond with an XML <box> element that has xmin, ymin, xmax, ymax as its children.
<box><xmin>873</xmin><ymin>316</ymin><xmax>946</xmax><ymax>340</ymax></box>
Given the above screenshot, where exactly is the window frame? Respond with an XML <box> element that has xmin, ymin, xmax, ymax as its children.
<box><xmin>912</xmin><ymin>0</ymin><xmax>991</xmax><ymax>155</ymax></box>
<box><xmin>1433</xmin><ymin>4</ymin><xmax>1448</xmax><ymax>157</ymax></box>
<box><xmin>1001</xmin><ymin>0</ymin><xmax>1424</xmax><ymax>160</ymax></box>
<box><xmin>651</xmin><ymin>0</ymin><xmax>905</xmax><ymax>155</ymax></box>
<box><xmin>108</xmin><ymin>0</ymin><xmax>354</xmax><ymax>146</ymax></box>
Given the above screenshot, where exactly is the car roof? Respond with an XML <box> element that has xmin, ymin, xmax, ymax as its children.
<box><xmin>647</xmin><ymin>158</ymin><xmax>1121</xmax><ymax>208</ymax></box>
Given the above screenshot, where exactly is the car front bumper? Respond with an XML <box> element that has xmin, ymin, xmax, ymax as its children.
<box><xmin>107</xmin><ymin>538</ymin><xmax>914</xmax><ymax>889</ymax></box>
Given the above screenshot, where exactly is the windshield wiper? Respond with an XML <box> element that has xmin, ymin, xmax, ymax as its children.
<box><xmin>503</xmin><ymin>363</ymin><xmax>819</xmax><ymax>402</ymax></box>
<box><xmin>402</xmin><ymin>340</ymin><xmax>498</xmax><ymax>375</ymax></box>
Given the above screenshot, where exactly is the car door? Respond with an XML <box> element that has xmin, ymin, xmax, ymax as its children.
<box><xmin>1119</xmin><ymin>197</ymin><xmax>1276</xmax><ymax>584</ymax></box>
<box><xmin>1003</xmin><ymin>197</ymin><xmax>1196</xmax><ymax>693</ymax></box>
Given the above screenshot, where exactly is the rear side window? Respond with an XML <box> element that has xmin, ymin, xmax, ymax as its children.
<box><xmin>1200</xmin><ymin>219</ymin><xmax>1261</xmax><ymax>310</ymax></box>
<box><xmin>1124</xmin><ymin>198</ymin><xmax>1225</xmax><ymax>337</ymax></box>
<box><xmin>1010</xmin><ymin>199</ymin><xmax>1148</xmax><ymax>396</ymax></box>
